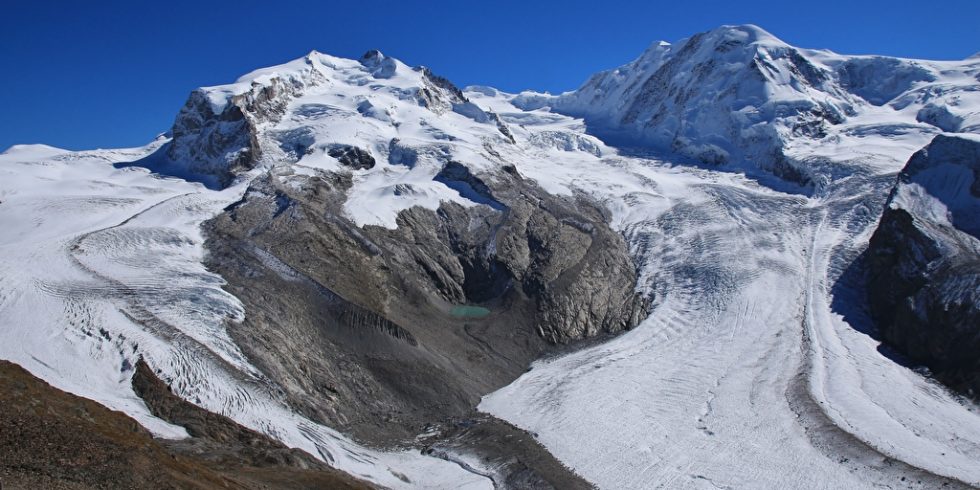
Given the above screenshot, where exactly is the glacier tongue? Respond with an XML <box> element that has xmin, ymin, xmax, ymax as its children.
<box><xmin>473</xmin><ymin>28</ymin><xmax>980</xmax><ymax>487</ymax></box>
<box><xmin>479</xmin><ymin>130</ymin><xmax>980</xmax><ymax>488</ymax></box>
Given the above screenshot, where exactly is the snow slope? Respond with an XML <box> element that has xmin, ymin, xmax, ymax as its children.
<box><xmin>3</xmin><ymin>24</ymin><xmax>980</xmax><ymax>489</ymax></box>
<box><xmin>889</xmin><ymin>133</ymin><xmax>980</xmax><ymax>236</ymax></box>
<box><xmin>511</xmin><ymin>24</ymin><xmax>980</xmax><ymax>187</ymax></box>
<box><xmin>0</xmin><ymin>144</ymin><xmax>492</xmax><ymax>489</ymax></box>
<box><xmin>168</xmin><ymin>49</ymin><xmax>516</xmax><ymax>229</ymax></box>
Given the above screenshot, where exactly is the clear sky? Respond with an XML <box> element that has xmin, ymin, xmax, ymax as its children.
<box><xmin>2</xmin><ymin>0</ymin><xmax>979</xmax><ymax>151</ymax></box>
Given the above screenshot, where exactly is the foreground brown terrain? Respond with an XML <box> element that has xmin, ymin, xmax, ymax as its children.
<box><xmin>0</xmin><ymin>359</ymin><xmax>371</xmax><ymax>489</ymax></box>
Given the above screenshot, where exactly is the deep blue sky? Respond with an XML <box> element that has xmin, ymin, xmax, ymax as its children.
<box><xmin>2</xmin><ymin>0</ymin><xmax>979</xmax><ymax>151</ymax></box>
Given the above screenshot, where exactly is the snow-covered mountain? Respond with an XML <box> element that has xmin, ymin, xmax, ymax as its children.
<box><xmin>2</xmin><ymin>24</ymin><xmax>980</xmax><ymax>489</ymax></box>
<box><xmin>167</xmin><ymin>49</ymin><xmax>514</xmax><ymax>193</ymax></box>
<box><xmin>514</xmin><ymin>24</ymin><xmax>980</xmax><ymax>187</ymax></box>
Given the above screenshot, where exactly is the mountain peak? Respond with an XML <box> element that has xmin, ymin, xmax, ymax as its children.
<box><xmin>531</xmin><ymin>23</ymin><xmax>856</xmax><ymax>182</ymax></box>
<box><xmin>360</xmin><ymin>49</ymin><xmax>385</xmax><ymax>62</ymax></box>
<box><xmin>360</xmin><ymin>49</ymin><xmax>399</xmax><ymax>78</ymax></box>
<box><xmin>0</xmin><ymin>143</ymin><xmax>69</xmax><ymax>158</ymax></box>
<box><xmin>710</xmin><ymin>24</ymin><xmax>781</xmax><ymax>43</ymax></box>
<box><xmin>696</xmin><ymin>24</ymin><xmax>789</xmax><ymax>56</ymax></box>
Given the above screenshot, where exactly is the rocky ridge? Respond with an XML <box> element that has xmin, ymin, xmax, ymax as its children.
<box><xmin>0</xmin><ymin>359</ymin><xmax>371</xmax><ymax>490</ymax></box>
<box><xmin>866</xmin><ymin>134</ymin><xmax>980</xmax><ymax>397</ymax></box>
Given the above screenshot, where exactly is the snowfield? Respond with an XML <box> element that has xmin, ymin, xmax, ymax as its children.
<box><xmin>479</xmin><ymin>144</ymin><xmax>980</xmax><ymax>488</ymax></box>
<box><xmin>0</xmin><ymin>144</ymin><xmax>493</xmax><ymax>489</ymax></box>
<box><xmin>2</xmin><ymin>24</ymin><xmax>980</xmax><ymax>489</ymax></box>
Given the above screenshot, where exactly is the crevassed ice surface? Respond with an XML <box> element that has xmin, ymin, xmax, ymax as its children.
<box><xmin>477</xmin><ymin>87</ymin><xmax>980</xmax><ymax>488</ymax></box>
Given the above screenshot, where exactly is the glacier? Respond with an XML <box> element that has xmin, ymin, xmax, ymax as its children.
<box><xmin>1</xmin><ymin>24</ymin><xmax>979</xmax><ymax>488</ymax></box>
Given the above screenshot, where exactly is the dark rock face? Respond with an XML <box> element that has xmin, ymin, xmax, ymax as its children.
<box><xmin>168</xmin><ymin>89</ymin><xmax>258</xmax><ymax>184</ymax></box>
<box><xmin>421</xmin><ymin>414</ymin><xmax>592</xmax><ymax>490</ymax></box>
<box><xmin>202</xmin><ymin>158</ymin><xmax>644</xmax><ymax>484</ymax></box>
<box><xmin>328</xmin><ymin>144</ymin><xmax>376</xmax><ymax>170</ymax></box>
<box><xmin>205</xmin><ymin>162</ymin><xmax>646</xmax><ymax>433</ymax></box>
<box><xmin>167</xmin><ymin>55</ymin><xmax>515</xmax><ymax>187</ymax></box>
<box><xmin>866</xmin><ymin>135</ymin><xmax>980</xmax><ymax>398</ymax></box>
<box><xmin>167</xmin><ymin>60</ymin><xmax>324</xmax><ymax>185</ymax></box>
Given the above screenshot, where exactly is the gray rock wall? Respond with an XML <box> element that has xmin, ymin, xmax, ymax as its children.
<box><xmin>200</xmin><ymin>159</ymin><xmax>645</xmax><ymax>484</ymax></box>
<box><xmin>867</xmin><ymin>135</ymin><xmax>980</xmax><ymax>398</ymax></box>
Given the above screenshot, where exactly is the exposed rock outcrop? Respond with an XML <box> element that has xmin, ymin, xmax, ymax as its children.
<box><xmin>201</xmin><ymin>154</ymin><xmax>644</xmax><ymax>485</ymax></box>
<box><xmin>167</xmin><ymin>58</ymin><xmax>324</xmax><ymax>184</ymax></box>
<box><xmin>421</xmin><ymin>414</ymin><xmax>592</xmax><ymax>490</ymax></box>
<box><xmin>328</xmin><ymin>144</ymin><xmax>376</xmax><ymax>170</ymax></box>
<box><xmin>414</xmin><ymin>65</ymin><xmax>516</xmax><ymax>143</ymax></box>
<box><xmin>866</xmin><ymin>134</ymin><xmax>980</xmax><ymax>397</ymax></box>
<box><xmin>204</xmin><ymin>159</ymin><xmax>647</xmax><ymax>438</ymax></box>
<box><xmin>167</xmin><ymin>50</ymin><xmax>516</xmax><ymax>187</ymax></box>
